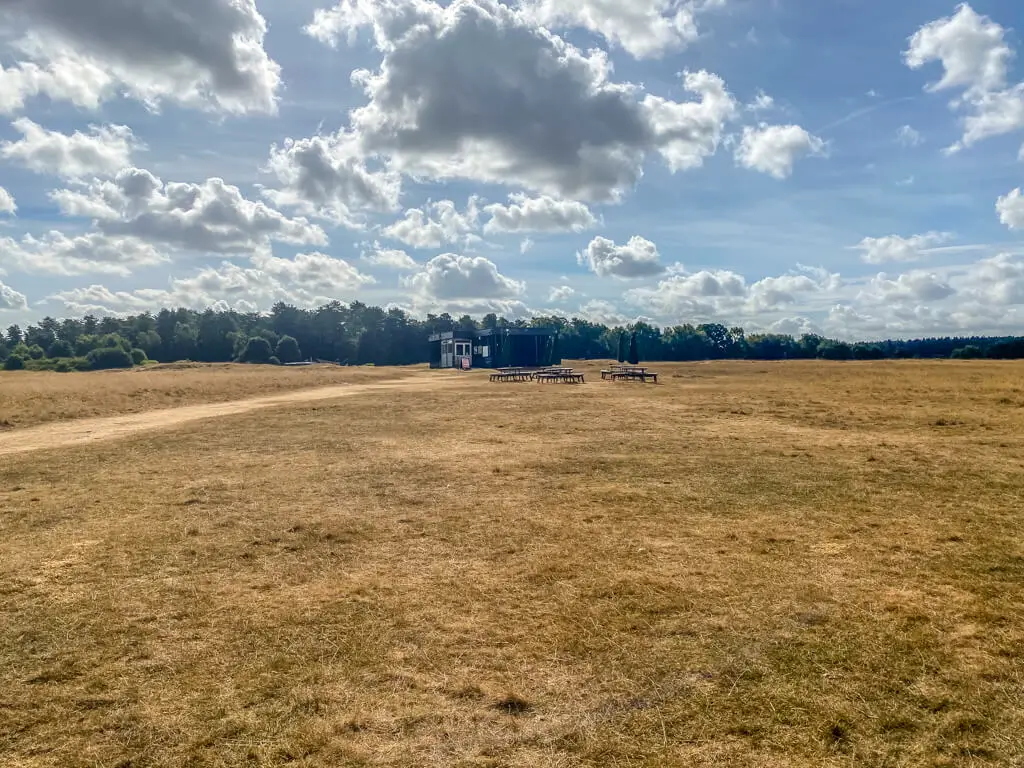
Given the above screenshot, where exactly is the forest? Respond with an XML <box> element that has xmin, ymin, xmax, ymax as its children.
<box><xmin>2</xmin><ymin>301</ymin><xmax>1023</xmax><ymax>371</ymax></box>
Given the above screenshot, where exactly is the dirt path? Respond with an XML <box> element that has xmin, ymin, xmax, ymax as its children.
<box><xmin>0</xmin><ymin>373</ymin><xmax>462</xmax><ymax>458</ymax></box>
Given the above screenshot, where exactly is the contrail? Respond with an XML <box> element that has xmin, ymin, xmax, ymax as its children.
<box><xmin>816</xmin><ymin>96</ymin><xmax>917</xmax><ymax>134</ymax></box>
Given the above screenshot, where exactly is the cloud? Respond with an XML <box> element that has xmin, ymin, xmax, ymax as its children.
<box><xmin>626</xmin><ymin>268</ymin><xmax>747</xmax><ymax>318</ymax></box>
<box><xmin>548</xmin><ymin>285</ymin><xmax>575</xmax><ymax>302</ymax></box>
<box><xmin>403</xmin><ymin>253</ymin><xmax>525</xmax><ymax>300</ymax></box>
<box><xmin>625</xmin><ymin>264</ymin><xmax>836</xmax><ymax>322</ymax></box>
<box><xmin>746</xmin><ymin>274</ymin><xmax>821</xmax><ymax>312</ymax></box>
<box><xmin>0</xmin><ymin>231</ymin><xmax>166</xmax><ymax>276</ymax></box>
<box><xmin>1</xmin><ymin>118</ymin><xmax>140</xmax><ymax>179</ymax></box>
<box><xmin>382</xmin><ymin>199</ymin><xmax>480</xmax><ymax>249</ymax></box>
<box><xmin>576</xmin><ymin>299</ymin><xmax>631</xmax><ymax>326</ymax></box>
<box><xmin>51</xmin><ymin>167</ymin><xmax>328</xmax><ymax>254</ymax></box>
<box><xmin>853</xmin><ymin>232</ymin><xmax>953</xmax><ymax>263</ymax></box>
<box><xmin>524</xmin><ymin>0</ymin><xmax>704</xmax><ymax>60</ymax></box>
<box><xmin>309</xmin><ymin>0</ymin><xmax>738</xmax><ymax>201</ymax></box>
<box><xmin>903</xmin><ymin>3</ymin><xmax>1012</xmax><ymax>94</ymax></box>
<box><xmin>996</xmin><ymin>188</ymin><xmax>1024</xmax><ymax>229</ymax></box>
<box><xmin>252</xmin><ymin>251</ymin><xmax>375</xmax><ymax>297</ymax></box>
<box><xmin>905</xmin><ymin>5</ymin><xmax>1024</xmax><ymax>153</ymax></box>
<box><xmin>520</xmin><ymin>238</ymin><xmax>534</xmax><ymax>254</ymax></box>
<box><xmin>860</xmin><ymin>270</ymin><xmax>956</xmax><ymax>304</ymax></box>
<box><xmin>745</xmin><ymin>90</ymin><xmax>775</xmax><ymax>112</ymax></box>
<box><xmin>896</xmin><ymin>124</ymin><xmax>923</xmax><ymax>146</ymax></box>
<box><xmin>766</xmin><ymin>315</ymin><xmax>821</xmax><ymax>337</ymax></box>
<box><xmin>48</xmin><ymin>253</ymin><xmax>375</xmax><ymax>316</ymax></box>
<box><xmin>262</xmin><ymin>131</ymin><xmax>401</xmax><ymax>225</ymax></box>
<box><xmin>578</xmin><ymin>235</ymin><xmax>664</xmax><ymax>279</ymax></box>
<box><xmin>951</xmin><ymin>84</ymin><xmax>1024</xmax><ymax>152</ymax></box>
<box><xmin>362</xmin><ymin>243</ymin><xmax>418</xmax><ymax>270</ymax></box>
<box><xmin>0</xmin><ymin>0</ymin><xmax>280</xmax><ymax>114</ymax></box>
<box><xmin>734</xmin><ymin>123</ymin><xmax>825</xmax><ymax>178</ymax></box>
<box><xmin>0</xmin><ymin>279</ymin><xmax>28</xmax><ymax>311</ymax></box>
<box><xmin>483</xmin><ymin>194</ymin><xmax>597</xmax><ymax>234</ymax></box>
<box><xmin>642</xmin><ymin>70</ymin><xmax>738</xmax><ymax>172</ymax></box>
<box><xmin>0</xmin><ymin>187</ymin><xmax>15</xmax><ymax>215</ymax></box>
<box><xmin>962</xmin><ymin>252</ymin><xmax>1024</xmax><ymax>305</ymax></box>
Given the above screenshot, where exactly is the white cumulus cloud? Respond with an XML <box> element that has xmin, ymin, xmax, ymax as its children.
<box><xmin>734</xmin><ymin>123</ymin><xmax>825</xmax><ymax>178</ymax></box>
<box><xmin>0</xmin><ymin>279</ymin><xmax>29</xmax><ymax>311</ymax></box>
<box><xmin>306</xmin><ymin>0</ymin><xmax>739</xmax><ymax>201</ymax></box>
<box><xmin>0</xmin><ymin>0</ymin><xmax>281</xmax><ymax>114</ymax></box>
<box><xmin>362</xmin><ymin>243</ymin><xmax>418</xmax><ymax>270</ymax></box>
<box><xmin>382</xmin><ymin>199</ymin><xmax>480</xmax><ymax>249</ymax></box>
<box><xmin>1</xmin><ymin>118</ymin><xmax>140</xmax><ymax>179</ymax></box>
<box><xmin>853</xmin><ymin>232</ymin><xmax>953</xmax><ymax>263</ymax></box>
<box><xmin>996</xmin><ymin>188</ymin><xmax>1024</xmax><ymax>229</ymax></box>
<box><xmin>578</xmin><ymin>235</ymin><xmax>665</xmax><ymax>279</ymax></box>
<box><xmin>483</xmin><ymin>194</ymin><xmax>597</xmax><ymax>234</ymax></box>
<box><xmin>903</xmin><ymin>3</ymin><xmax>1013</xmax><ymax>94</ymax></box>
<box><xmin>404</xmin><ymin>253</ymin><xmax>525</xmax><ymax>300</ymax></box>
<box><xmin>0</xmin><ymin>231</ymin><xmax>166</xmax><ymax>276</ymax></box>
<box><xmin>51</xmin><ymin>167</ymin><xmax>328</xmax><ymax>255</ymax></box>
<box><xmin>0</xmin><ymin>187</ymin><xmax>15</xmax><ymax>215</ymax></box>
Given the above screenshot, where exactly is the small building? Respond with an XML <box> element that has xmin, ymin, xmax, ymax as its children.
<box><xmin>428</xmin><ymin>327</ymin><xmax>560</xmax><ymax>369</ymax></box>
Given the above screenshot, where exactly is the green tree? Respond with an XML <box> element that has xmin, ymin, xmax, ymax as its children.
<box><xmin>47</xmin><ymin>339</ymin><xmax>74</xmax><ymax>359</ymax></box>
<box><xmin>617</xmin><ymin>332</ymin><xmax>626</xmax><ymax>363</ymax></box>
<box><xmin>238</xmin><ymin>337</ymin><xmax>274</xmax><ymax>364</ymax></box>
<box><xmin>87</xmin><ymin>347</ymin><xmax>134</xmax><ymax>370</ymax></box>
<box><xmin>275</xmin><ymin>335</ymin><xmax>302</xmax><ymax>364</ymax></box>
<box><xmin>97</xmin><ymin>333</ymin><xmax>131</xmax><ymax>352</ymax></box>
<box><xmin>3</xmin><ymin>354</ymin><xmax>25</xmax><ymax>371</ymax></box>
<box><xmin>951</xmin><ymin>345</ymin><xmax>982</xmax><ymax>359</ymax></box>
<box><xmin>627</xmin><ymin>332</ymin><xmax>640</xmax><ymax>365</ymax></box>
<box><xmin>818</xmin><ymin>341</ymin><xmax>853</xmax><ymax>360</ymax></box>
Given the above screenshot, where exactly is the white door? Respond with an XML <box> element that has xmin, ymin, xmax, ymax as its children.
<box><xmin>455</xmin><ymin>340</ymin><xmax>472</xmax><ymax>369</ymax></box>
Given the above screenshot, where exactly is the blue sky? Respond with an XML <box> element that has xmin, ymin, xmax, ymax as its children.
<box><xmin>2</xmin><ymin>0</ymin><xmax>1024</xmax><ymax>339</ymax></box>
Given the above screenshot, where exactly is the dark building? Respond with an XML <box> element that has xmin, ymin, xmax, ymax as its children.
<box><xmin>428</xmin><ymin>327</ymin><xmax>560</xmax><ymax>369</ymax></box>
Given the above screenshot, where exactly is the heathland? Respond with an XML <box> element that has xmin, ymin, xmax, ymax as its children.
<box><xmin>1</xmin><ymin>360</ymin><xmax>1022</xmax><ymax>767</ymax></box>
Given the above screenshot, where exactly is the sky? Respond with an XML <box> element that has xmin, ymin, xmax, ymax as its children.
<box><xmin>1</xmin><ymin>0</ymin><xmax>1024</xmax><ymax>340</ymax></box>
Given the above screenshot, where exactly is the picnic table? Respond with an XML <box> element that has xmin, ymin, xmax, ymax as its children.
<box><xmin>535</xmin><ymin>367</ymin><xmax>584</xmax><ymax>383</ymax></box>
<box><xmin>490</xmin><ymin>367</ymin><xmax>534</xmax><ymax>382</ymax></box>
<box><xmin>601</xmin><ymin>365</ymin><xmax>658</xmax><ymax>383</ymax></box>
<box><xmin>489</xmin><ymin>366</ymin><xmax>585</xmax><ymax>383</ymax></box>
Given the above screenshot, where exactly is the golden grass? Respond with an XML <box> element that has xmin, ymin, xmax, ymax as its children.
<box><xmin>2</xmin><ymin>360</ymin><xmax>1023</xmax><ymax>766</ymax></box>
<box><xmin>0</xmin><ymin>363</ymin><xmax>414</xmax><ymax>430</ymax></box>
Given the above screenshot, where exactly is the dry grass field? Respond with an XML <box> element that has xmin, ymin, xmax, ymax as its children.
<box><xmin>1</xmin><ymin>360</ymin><xmax>1023</xmax><ymax>767</ymax></box>
<box><xmin>0</xmin><ymin>363</ymin><xmax>412</xmax><ymax>430</ymax></box>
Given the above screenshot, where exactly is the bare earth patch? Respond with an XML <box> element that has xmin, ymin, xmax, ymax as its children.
<box><xmin>1</xmin><ymin>360</ymin><xmax>1022</xmax><ymax>767</ymax></box>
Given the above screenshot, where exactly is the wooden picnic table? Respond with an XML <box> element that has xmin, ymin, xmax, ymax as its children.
<box><xmin>535</xmin><ymin>371</ymin><xmax>584</xmax><ymax>383</ymax></box>
<box><xmin>490</xmin><ymin>369</ymin><xmax>534</xmax><ymax>382</ymax></box>
<box><xmin>601</xmin><ymin>365</ymin><xmax>657</xmax><ymax>382</ymax></box>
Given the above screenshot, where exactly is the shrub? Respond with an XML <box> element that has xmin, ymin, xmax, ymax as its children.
<box><xmin>268</xmin><ymin>355</ymin><xmax>282</xmax><ymax>366</ymax></box>
<box><xmin>72</xmin><ymin>357</ymin><xmax>93</xmax><ymax>372</ymax></box>
<box><xmin>48</xmin><ymin>339</ymin><xmax>74</xmax><ymax>359</ymax></box>
<box><xmin>87</xmin><ymin>346</ymin><xmax>134</xmax><ymax>370</ymax></box>
<box><xmin>55</xmin><ymin>359</ymin><xmax>74</xmax><ymax>373</ymax></box>
<box><xmin>238</xmin><ymin>336</ymin><xmax>273</xmax><ymax>364</ymax></box>
<box><xmin>275</xmin><ymin>335</ymin><xmax>302</xmax><ymax>364</ymax></box>
<box><xmin>130</xmin><ymin>348</ymin><xmax>148</xmax><ymax>365</ymax></box>
<box><xmin>98</xmin><ymin>333</ymin><xmax>132</xmax><ymax>353</ymax></box>
<box><xmin>3</xmin><ymin>355</ymin><xmax>25</xmax><ymax>371</ymax></box>
<box><xmin>26</xmin><ymin>344</ymin><xmax>45</xmax><ymax>360</ymax></box>
<box><xmin>951</xmin><ymin>345</ymin><xmax>983</xmax><ymax>359</ymax></box>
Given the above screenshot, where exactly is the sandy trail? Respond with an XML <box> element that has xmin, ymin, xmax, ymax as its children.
<box><xmin>0</xmin><ymin>374</ymin><xmax>461</xmax><ymax>458</ymax></box>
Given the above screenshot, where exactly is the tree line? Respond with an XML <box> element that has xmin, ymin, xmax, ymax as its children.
<box><xmin>2</xmin><ymin>301</ymin><xmax>1024</xmax><ymax>371</ymax></box>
